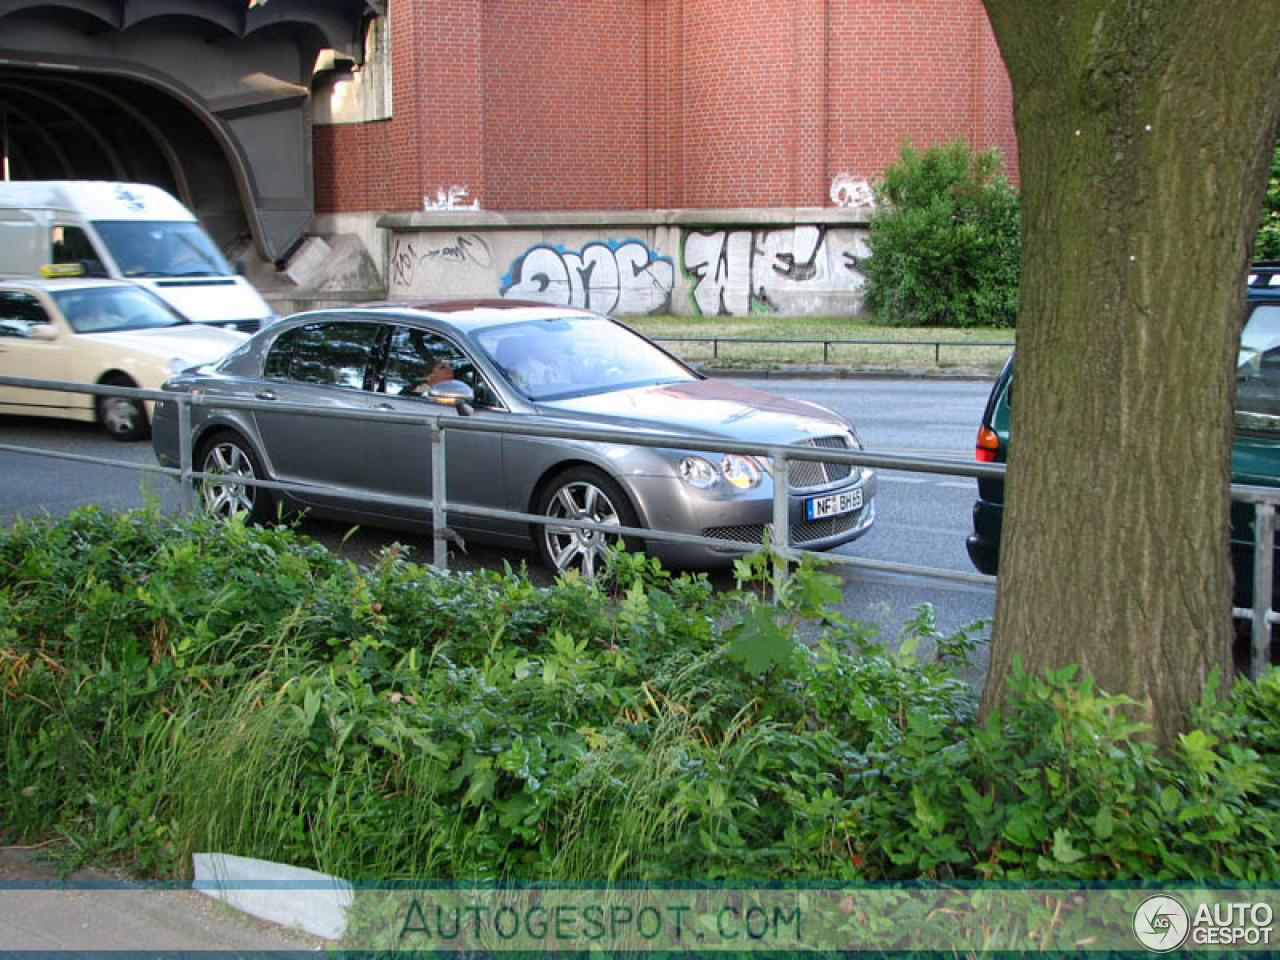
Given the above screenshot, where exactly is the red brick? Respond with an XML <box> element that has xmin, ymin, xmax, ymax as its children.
<box><xmin>315</xmin><ymin>0</ymin><xmax>1016</xmax><ymax>214</ymax></box>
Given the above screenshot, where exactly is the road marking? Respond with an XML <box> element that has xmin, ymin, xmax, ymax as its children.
<box><xmin>879</xmin><ymin>475</ymin><xmax>974</xmax><ymax>489</ymax></box>
<box><xmin>865</xmin><ymin>448</ymin><xmax>970</xmax><ymax>457</ymax></box>
<box><xmin>873</xmin><ymin>520</ymin><xmax>972</xmax><ymax>537</ymax></box>
<box><xmin>834</xmin><ymin>566</ymin><xmax>997</xmax><ymax>596</ymax></box>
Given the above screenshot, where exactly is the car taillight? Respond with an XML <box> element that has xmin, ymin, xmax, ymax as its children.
<box><xmin>975</xmin><ymin>425</ymin><xmax>1000</xmax><ymax>462</ymax></box>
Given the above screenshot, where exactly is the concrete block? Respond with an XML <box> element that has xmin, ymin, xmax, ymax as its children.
<box><xmin>192</xmin><ymin>852</ymin><xmax>352</xmax><ymax>940</ymax></box>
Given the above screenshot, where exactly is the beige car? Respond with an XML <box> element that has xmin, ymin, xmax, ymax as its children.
<box><xmin>0</xmin><ymin>278</ymin><xmax>247</xmax><ymax>440</ymax></box>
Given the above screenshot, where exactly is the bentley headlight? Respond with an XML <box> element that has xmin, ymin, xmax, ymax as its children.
<box><xmin>679</xmin><ymin>456</ymin><xmax>718</xmax><ymax>489</ymax></box>
<box><xmin>721</xmin><ymin>454</ymin><xmax>762</xmax><ymax>490</ymax></box>
<box><xmin>678</xmin><ymin>454</ymin><xmax>763</xmax><ymax>491</ymax></box>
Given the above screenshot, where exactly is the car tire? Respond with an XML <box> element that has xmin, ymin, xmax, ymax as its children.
<box><xmin>96</xmin><ymin>375</ymin><xmax>149</xmax><ymax>442</ymax></box>
<box><xmin>535</xmin><ymin>467</ymin><xmax>640</xmax><ymax>578</ymax></box>
<box><xmin>195</xmin><ymin>431</ymin><xmax>273</xmax><ymax>525</ymax></box>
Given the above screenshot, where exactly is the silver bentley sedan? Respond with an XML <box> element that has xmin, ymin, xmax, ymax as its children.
<box><xmin>151</xmin><ymin>300</ymin><xmax>876</xmax><ymax>575</ymax></box>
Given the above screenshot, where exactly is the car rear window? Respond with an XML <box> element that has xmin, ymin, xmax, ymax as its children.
<box><xmin>1237</xmin><ymin>303</ymin><xmax>1280</xmax><ymax>433</ymax></box>
<box><xmin>265</xmin><ymin>321</ymin><xmax>380</xmax><ymax>390</ymax></box>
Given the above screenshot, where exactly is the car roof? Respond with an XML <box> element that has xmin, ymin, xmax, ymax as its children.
<box><xmin>308</xmin><ymin>299</ymin><xmax>606</xmax><ymax>334</ymax></box>
<box><xmin>1248</xmin><ymin>262</ymin><xmax>1280</xmax><ymax>298</ymax></box>
<box><xmin>0</xmin><ymin>277</ymin><xmax>140</xmax><ymax>295</ymax></box>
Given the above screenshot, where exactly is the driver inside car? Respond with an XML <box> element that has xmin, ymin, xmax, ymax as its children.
<box><xmin>504</xmin><ymin>336</ymin><xmax>568</xmax><ymax>392</ymax></box>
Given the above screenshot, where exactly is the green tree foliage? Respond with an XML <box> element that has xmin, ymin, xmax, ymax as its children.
<box><xmin>1256</xmin><ymin>140</ymin><xmax>1280</xmax><ymax>260</ymax></box>
<box><xmin>861</xmin><ymin>141</ymin><xmax>1020</xmax><ymax>329</ymax></box>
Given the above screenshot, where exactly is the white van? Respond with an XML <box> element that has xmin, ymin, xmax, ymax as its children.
<box><xmin>0</xmin><ymin>181</ymin><xmax>275</xmax><ymax>332</ymax></box>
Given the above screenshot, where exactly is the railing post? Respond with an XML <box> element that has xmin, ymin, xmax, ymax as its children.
<box><xmin>771</xmin><ymin>450</ymin><xmax>790</xmax><ymax>602</ymax></box>
<box><xmin>714</xmin><ymin>338</ymin><xmax>720</xmax><ymax>360</ymax></box>
<box><xmin>935</xmin><ymin>342</ymin><xmax>942</xmax><ymax>365</ymax></box>
<box><xmin>177</xmin><ymin>395</ymin><xmax>194</xmax><ymax>515</ymax></box>
<box><xmin>431</xmin><ymin>420</ymin><xmax>449</xmax><ymax>571</ymax></box>
<box><xmin>823</xmin><ymin>341</ymin><xmax>830</xmax><ymax>364</ymax></box>
<box><xmin>1252</xmin><ymin>500</ymin><xmax>1274</xmax><ymax>679</ymax></box>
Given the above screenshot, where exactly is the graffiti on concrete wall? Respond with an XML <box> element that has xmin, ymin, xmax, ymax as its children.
<box><xmin>390</xmin><ymin>234</ymin><xmax>493</xmax><ymax>290</ymax></box>
<box><xmin>386</xmin><ymin>226</ymin><xmax>868</xmax><ymax>316</ymax></box>
<box><xmin>682</xmin><ymin>226</ymin><xmax>868</xmax><ymax>316</ymax></box>
<box><xmin>501</xmin><ymin>239</ymin><xmax>675</xmax><ymax>315</ymax></box>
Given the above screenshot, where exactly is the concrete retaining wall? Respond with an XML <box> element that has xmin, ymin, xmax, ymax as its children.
<box><xmin>270</xmin><ymin>208</ymin><xmax>873</xmax><ymax>319</ymax></box>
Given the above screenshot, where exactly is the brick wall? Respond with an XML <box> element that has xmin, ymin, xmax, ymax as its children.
<box><xmin>482</xmin><ymin>0</ymin><xmax>648</xmax><ymax>210</ymax></box>
<box><xmin>976</xmin><ymin>9</ymin><xmax>1018</xmax><ymax>173</ymax></box>
<box><xmin>826</xmin><ymin>0</ymin><xmax>1017</xmax><ymax>186</ymax></box>
<box><xmin>314</xmin><ymin>0</ymin><xmax>1016</xmax><ymax>215</ymax></box>
<box><xmin>679</xmin><ymin>0</ymin><xmax>799</xmax><ymax>206</ymax></box>
<box><xmin>315</xmin><ymin>0</ymin><xmax>486</xmax><ymax>214</ymax></box>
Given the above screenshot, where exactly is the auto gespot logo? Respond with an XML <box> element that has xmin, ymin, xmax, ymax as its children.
<box><xmin>1133</xmin><ymin>895</ymin><xmax>1190</xmax><ymax>952</ymax></box>
<box><xmin>1133</xmin><ymin>895</ymin><xmax>1275</xmax><ymax>952</ymax></box>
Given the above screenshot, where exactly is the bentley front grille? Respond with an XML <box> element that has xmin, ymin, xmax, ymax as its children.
<box><xmin>787</xmin><ymin>436</ymin><xmax>858</xmax><ymax>490</ymax></box>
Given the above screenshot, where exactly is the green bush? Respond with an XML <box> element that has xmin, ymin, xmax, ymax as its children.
<box><xmin>1</xmin><ymin>508</ymin><xmax>1276</xmax><ymax>884</ymax></box>
<box><xmin>1256</xmin><ymin>140</ymin><xmax>1280</xmax><ymax>260</ymax></box>
<box><xmin>861</xmin><ymin>141</ymin><xmax>1020</xmax><ymax>329</ymax></box>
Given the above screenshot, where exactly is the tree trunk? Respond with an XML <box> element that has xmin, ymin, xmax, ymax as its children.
<box><xmin>979</xmin><ymin>1</ymin><xmax>1280</xmax><ymax>741</ymax></box>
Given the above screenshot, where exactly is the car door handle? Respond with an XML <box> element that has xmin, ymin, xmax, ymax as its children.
<box><xmin>255</xmin><ymin>390</ymin><xmax>277</xmax><ymax>401</ymax></box>
<box><xmin>373</xmin><ymin>402</ymin><xmax>395</xmax><ymax>411</ymax></box>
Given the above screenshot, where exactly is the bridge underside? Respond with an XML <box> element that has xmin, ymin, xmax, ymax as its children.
<box><xmin>0</xmin><ymin>0</ymin><xmax>378</xmax><ymax>262</ymax></box>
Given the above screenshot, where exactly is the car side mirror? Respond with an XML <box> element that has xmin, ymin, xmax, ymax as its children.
<box><xmin>25</xmin><ymin>324</ymin><xmax>59</xmax><ymax>341</ymax></box>
<box><xmin>428</xmin><ymin>379</ymin><xmax>476</xmax><ymax>416</ymax></box>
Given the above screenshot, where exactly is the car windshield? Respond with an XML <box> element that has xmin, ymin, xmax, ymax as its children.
<box><xmin>93</xmin><ymin>220</ymin><xmax>232</xmax><ymax>278</ymax></box>
<box><xmin>1240</xmin><ymin>303</ymin><xmax>1280</xmax><ymax>364</ymax></box>
<box><xmin>474</xmin><ymin>315</ymin><xmax>695</xmax><ymax>400</ymax></box>
<box><xmin>53</xmin><ymin>286</ymin><xmax>186</xmax><ymax>334</ymax></box>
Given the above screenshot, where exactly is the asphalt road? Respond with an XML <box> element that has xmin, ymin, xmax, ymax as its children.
<box><xmin>735</xmin><ymin>377</ymin><xmax>997</xmax><ymax>670</ymax></box>
<box><xmin>0</xmin><ymin>376</ymin><xmax>998</xmax><ymax>679</ymax></box>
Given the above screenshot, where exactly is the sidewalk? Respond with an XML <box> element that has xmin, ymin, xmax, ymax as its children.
<box><xmin>0</xmin><ymin>848</ymin><xmax>318</xmax><ymax>953</ymax></box>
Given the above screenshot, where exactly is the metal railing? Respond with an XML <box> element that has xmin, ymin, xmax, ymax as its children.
<box><xmin>1232</xmin><ymin>485</ymin><xmax>1280</xmax><ymax>679</ymax></box>
<box><xmin>652</xmin><ymin>336</ymin><xmax>1015</xmax><ymax>367</ymax></box>
<box><xmin>0</xmin><ymin>374</ymin><xmax>1274</xmax><ymax>678</ymax></box>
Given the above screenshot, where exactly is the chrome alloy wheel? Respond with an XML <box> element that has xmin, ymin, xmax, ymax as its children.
<box><xmin>199</xmin><ymin>439</ymin><xmax>260</xmax><ymax>519</ymax></box>
<box><xmin>541</xmin><ymin>478</ymin><xmax>627</xmax><ymax>578</ymax></box>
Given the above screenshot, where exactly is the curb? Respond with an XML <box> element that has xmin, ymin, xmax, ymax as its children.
<box><xmin>193</xmin><ymin>853</ymin><xmax>351</xmax><ymax>941</ymax></box>
<box><xmin>698</xmin><ymin>366</ymin><xmax>998</xmax><ymax>382</ymax></box>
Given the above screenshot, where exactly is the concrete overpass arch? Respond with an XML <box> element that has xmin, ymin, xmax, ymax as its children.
<box><xmin>0</xmin><ymin>0</ymin><xmax>379</xmax><ymax>262</ymax></box>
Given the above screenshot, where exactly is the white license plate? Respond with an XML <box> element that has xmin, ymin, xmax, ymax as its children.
<box><xmin>805</xmin><ymin>488</ymin><xmax>863</xmax><ymax>520</ymax></box>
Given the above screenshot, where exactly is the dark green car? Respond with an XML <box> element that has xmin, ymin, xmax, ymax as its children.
<box><xmin>966</xmin><ymin>265</ymin><xmax>1280</xmax><ymax>607</ymax></box>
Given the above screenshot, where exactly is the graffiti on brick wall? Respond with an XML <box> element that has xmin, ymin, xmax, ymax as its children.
<box><xmin>501</xmin><ymin>240</ymin><xmax>675</xmax><ymax>315</ymax></box>
<box><xmin>830</xmin><ymin>174</ymin><xmax>877</xmax><ymax>209</ymax></box>
<box><xmin>423</xmin><ymin>186</ymin><xmax>481</xmax><ymax>211</ymax></box>
<box><xmin>682</xmin><ymin>226</ymin><xmax>868</xmax><ymax>316</ymax></box>
<box><xmin>390</xmin><ymin>234</ymin><xmax>494</xmax><ymax>290</ymax></box>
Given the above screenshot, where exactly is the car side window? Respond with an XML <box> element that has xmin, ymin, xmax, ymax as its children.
<box><xmin>265</xmin><ymin>321</ymin><xmax>380</xmax><ymax>390</ymax></box>
<box><xmin>1237</xmin><ymin>303</ymin><xmax>1280</xmax><ymax>434</ymax></box>
<box><xmin>51</xmin><ymin>226</ymin><xmax>106</xmax><ymax>275</ymax></box>
<box><xmin>0</xmin><ymin>292</ymin><xmax>52</xmax><ymax>337</ymax></box>
<box><xmin>382</xmin><ymin>325</ymin><xmax>499</xmax><ymax>407</ymax></box>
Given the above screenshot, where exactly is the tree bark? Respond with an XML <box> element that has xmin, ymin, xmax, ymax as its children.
<box><xmin>979</xmin><ymin>1</ymin><xmax>1280</xmax><ymax>741</ymax></box>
